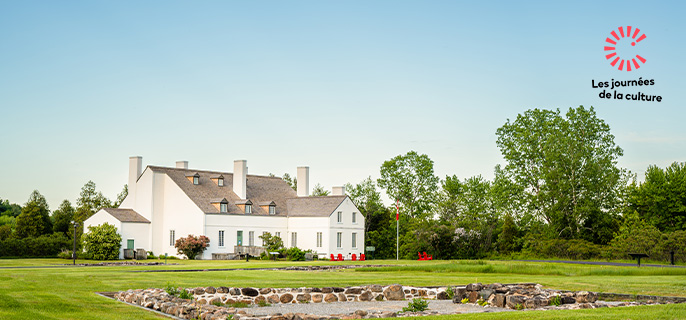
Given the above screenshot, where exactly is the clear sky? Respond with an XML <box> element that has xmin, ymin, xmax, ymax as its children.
<box><xmin>1</xmin><ymin>1</ymin><xmax>684</xmax><ymax>209</ymax></box>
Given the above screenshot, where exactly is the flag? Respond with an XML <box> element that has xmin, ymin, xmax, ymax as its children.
<box><xmin>395</xmin><ymin>200</ymin><xmax>399</xmax><ymax>221</ymax></box>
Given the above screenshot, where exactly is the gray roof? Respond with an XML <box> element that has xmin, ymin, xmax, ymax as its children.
<box><xmin>147</xmin><ymin>166</ymin><xmax>349</xmax><ymax>217</ymax></box>
<box><xmin>102</xmin><ymin>208</ymin><xmax>150</xmax><ymax>223</ymax></box>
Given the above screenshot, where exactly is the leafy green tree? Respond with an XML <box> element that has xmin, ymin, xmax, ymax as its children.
<box><xmin>346</xmin><ymin>177</ymin><xmax>387</xmax><ymax>247</ymax></box>
<box><xmin>52</xmin><ymin>200</ymin><xmax>75</xmax><ymax>235</ymax></box>
<box><xmin>83</xmin><ymin>223</ymin><xmax>122</xmax><ymax>260</ymax></box>
<box><xmin>258</xmin><ymin>232</ymin><xmax>284</xmax><ymax>253</ymax></box>
<box><xmin>606</xmin><ymin>212</ymin><xmax>662</xmax><ymax>258</ymax></box>
<box><xmin>0</xmin><ymin>225</ymin><xmax>11</xmax><ymax>240</ymax></box>
<box><xmin>0</xmin><ymin>216</ymin><xmax>16</xmax><ymax>229</ymax></box>
<box><xmin>282</xmin><ymin>173</ymin><xmax>297</xmax><ymax>191</ymax></box>
<box><xmin>628</xmin><ymin>162</ymin><xmax>686</xmax><ymax>232</ymax></box>
<box><xmin>0</xmin><ymin>198</ymin><xmax>22</xmax><ymax>217</ymax></box>
<box><xmin>15</xmin><ymin>201</ymin><xmax>52</xmax><ymax>238</ymax></box>
<box><xmin>495</xmin><ymin>106</ymin><xmax>626</xmax><ymax>242</ymax></box>
<box><xmin>174</xmin><ymin>234</ymin><xmax>210</xmax><ymax>259</ymax></box>
<box><xmin>113</xmin><ymin>184</ymin><xmax>128</xmax><ymax>208</ymax></box>
<box><xmin>498</xmin><ymin>213</ymin><xmax>518</xmax><ymax>254</ymax></box>
<box><xmin>311</xmin><ymin>183</ymin><xmax>330</xmax><ymax>196</ymax></box>
<box><xmin>378</xmin><ymin>151</ymin><xmax>439</xmax><ymax>219</ymax></box>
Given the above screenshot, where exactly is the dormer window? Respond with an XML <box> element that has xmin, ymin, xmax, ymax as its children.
<box><xmin>269</xmin><ymin>205</ymin><xmax>276</xmax><ymax>215</ymax></box>
<box><xmin>260</xmin><ymin>201</ymin><xmax>276</xmax><ymax>215</ymax></box>
<box><xmin>193</xmin><ymin>173</ymin><xmax>199</xmax><ymax>185</ymax></box>
<box><xmin>245</xmin><ymin>204</ymin><xmax>252</xmax><ymax>214</ymax></box>
<box><xmin>218</xmin><ymin>176</ymin><xmax>224</xmax><ymax>187</ymax></box>
<box><xmin>220</xmin><ymin>201</ymin><xmax>228</xmax><ymax>213</ymax></box>
<box><xmin>235</xmin><ymin>199</ymin><xmax>253</xmax><ymax>214</ymax></box>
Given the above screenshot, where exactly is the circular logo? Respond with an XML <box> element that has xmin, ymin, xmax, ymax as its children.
<box><xmin>604</xmin><ymin>26</ymin><xmax>646</xmax><ymax>71</ymax></box>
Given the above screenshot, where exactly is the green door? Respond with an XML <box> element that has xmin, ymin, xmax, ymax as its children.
<box><xmin>127</xmin><ymin>239</ymin><xmax>135</xmax><ymax>250</ymax></box>
<box><xmin>237</xmin><ymin>231</ymin><xmax>243</xmax><ymax>246</ymax></box>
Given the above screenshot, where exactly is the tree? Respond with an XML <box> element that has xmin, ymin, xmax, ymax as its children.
<box><xmin>0</xmin><ymin>225</ymin><xmax>11</xmax><ymax>240</ymax></box>
<box><xmin>15</xmin><ymin>192</ymin><xmax>52</xmax><ymax>238</ymax></box>
<box><xmin>174</xmin><ymin>234</ymin><xmax>210</xmax><ymax>259</ymax></box>
<box><xmin>628</xmin><ymin>162</ymin><xmax>686</xmax><ymax>232</ymax></box>
<box><xmin>495</xmin><ymin>106</ymin><xmax>626</xmax><ymax>242</ymax></box>
<box><xmin>282</xmin><ymin>173</ymin><xmax>297</xmax><ymax>191</ymax></box>
<box><xmin>27</xmin><ymin>190</ymin><xmax>50</xmax><ymax>212</ymax></box>
<box><xmin>113</xmin><ymin>184</ymin><xmax>128</xmax><ymax>208</ymax></box>
<box><xmin>258</xmin><ymin>232</ymin><xmax>284</xmax><ymax>253</ymax></box>
<box><xmin>0</xmin><ymin>198</ymin><xmax>22</xmax><ymax>217</ymax></box>
<box><xmin>83</xmin><ymin>223</ymin><xmax>122</xmax><ymax>260</ymax></box>
<box><xmin>346</xmin><ymin>177</ymin><xmax>387</xmax><ymax>246</ymax></box>
<box><xmin>498</xmin><ymin>213</ymin><xmax>518</xmax><ymax>254</ymax></box>
<box><xmin>52</xmin><ymin>200</ymin><xmax>75</xmax><ymax>235</ymax></box>
<box><xmin>378</xmin><ymin>151</ymin><xmax>440</xmax><ymax>219</ymax></box>
<box><xmin>74</xmin><ymin>181</ymin><xmax>112</xmax><ymax>225</ymax></box>
<box><xmin>311</xmin><ymin>183</ymin><xmax>330</xmax><ymax>196</ymax></box>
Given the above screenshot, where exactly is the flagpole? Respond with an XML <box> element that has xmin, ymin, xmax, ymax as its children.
<box><xmin>395</xmin><ymin>200</ymin><xmax>399</xmax><ymax>261</ymax></box>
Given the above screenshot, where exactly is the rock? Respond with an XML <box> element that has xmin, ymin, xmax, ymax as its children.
<box><xmin>417</xmin><ymin>289</ymin><xmax>427</xmax><ymax>297</ymax></box>
<box><xmin>379</xmin><ymin>312</ymin><xmax>396</xmax><ymax>318</ymax></box>
<box><xmin>524</xmin><ymin>297</ymin><xmax>548</xmax><ymax>309</ymax></box>
<box><xmin>455</xmin><ymin>287</ymin><xmax>467</xmax><ymax>300</ymax></box>
<box><xmin>224</xmin><ymin>298</ymin><xmax>236</xmax><ymax>304</ymax></box>
<box><xmin>466</xmin><ymin>283</ymin><xmax>483</xmax><ymax>292</ymax></box>
<box><xmin>267</xmin><ymin>294</ymin><xmax>280</xmax><ymax>304</ymax></box>
<box><xmin>345</xmin><ymin>287</ymin><xmax>362</xmax><ymax>295</ymax></box>
<box><xmin>452</xmin><ymin>295</ymin><xmax>462</xmax><ymax>304</ymax></box>
<box><xmin>254</xmin><ymin>296</ymin><xmax>266</xmax><ymax>304</ymax></box>
<box><xmin>333</xmin><ymin>287</ymin><xmax>345</xmax><ymax>293</ymax></box>
<box><xmin>205</xmin><ymin>286</ymin><xmax>216</xmax><ymax>294</ymax></box>
<box><xmin>495</xmin><ymin>286</ymin><xmax>509</xmax><ymax>294</ymax></box>
<box><xmin>562</xmin><ymin>296</ymin><xmax>576</xmax><ymax>304</ymax></box>
<box><xmin>491</xmin><ymin>294</ymin><xmax>506</xmax><ymax>308</ymax></box>
<box><xmin>311</xmin><ymin>287</ymin><xmax>322</xmax><ymax>293</ymax></box>
<box><xmin>272</xmin><ymin>316</ymin><xmax>287</xmax><ymax>320</ymax></box>
<box><xmin>260</xmin><ymin>288</ymin><xmax>273</xmax><ymax>294</ymax></box>
<box><xmin>355</xmin><ymin>310</ymin><xmax>368</xmax><ymax>317</ymax></box>
<box><xmin>468</xmin><ymin>291</ymin><xmax>479</xmax><ymax>303</ymax></box>
<box><xmin>479</xmin><ymin>289</ymin><xmax>493</xmax><ymax>300</ymax></box>
<box><xmin>324</xmin><ymin>293</ymin><xmax>338</xmax><ymax>303</ymax></box>
<box><xmin>370</xmin><ymin>285</ymin><xmax>383</xmax><ymax>292</ymax></box>
<box><xmin>359</xmin><ymin>291</ymin><xmax>373</xmax><ymax>301</ymax></box>
<box><xmin>436</xmin><ymin>291</ymin><xmax>449</xmax><ymax>300</ymax></box>
<box><xmin>575</xmin><ymin>291</ymin><xmax>597</xmax><ymax>303</ymax></box>
<box><xmin>338</xmin><ymin>293</ymin><xmax>348</xmax><ymax>302</ymax></box>
<box><xmin>322</xmin><ymin>287</ymin><xmax>333</xmax><ymax>293</ymax></box>
<box><xmin>242</xmin><ymin>288</ymin><xmax>259</xmax><ymax>297</ymax></box>
<box><xmin>194</xmin><ymin>287</ymin><xmax>206</xmax><ymax>295</ymax></box>
<box><xmin>383</xmin><ymin>285</ymin><xmax>405</xmax><ymax>301</ymax></box>
<box><xmin>209</xmin><ymin>297</ymin><xmax>222</xmax><ymax>305</ymax></box>
<box><xmin>296</xmin><ymin>294</ymin><xmax>311</xmax><ymax>303</ymax></box>
<box><xmin>280</xmin><ymin>294</ymin><xmax>294</xmax><ymax>303</ymax></box>
<box><xmin>217</xmin><ymin>286</ymin><xmax>230</xmax><ymax>294</ymax></box>
<box><xmin>579</xmin><ymin>303</ymin><xmax>593</xmax><ymax>309</ymax></box>
<box><xmin>375</xmin><ymin>294</ymin><xmax>384</xmax><ymax>301</ymax></box>
<box><xmin>312</xmin><ymin>293</ymin><xmax>323</xmax><ymax>303</ymax></box>
<box><xmin>506</xmin><ymin>295</ymin><xmax>526</xmax><ymax>309</ymax></box>
<box><xmin>197</xmin><ymin>298</ymin><xmax>207</xmax><ymax>305</ymax></box>
<box><xmin>230</xmin><ymin>288</ymin><xmax>241</xmax><ymax>295</ymax></box>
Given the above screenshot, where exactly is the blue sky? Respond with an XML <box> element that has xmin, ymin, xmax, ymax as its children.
<box><xmin>1</xmin><ymin>1</ymin><xmax>684</xmax><ymax>209</ymax></box>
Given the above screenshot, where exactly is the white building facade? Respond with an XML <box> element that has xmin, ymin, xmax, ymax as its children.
<box><xmin>84</xmin><ymin>157</ymin><xmax>365</xmax><ymax>259</ymax></box>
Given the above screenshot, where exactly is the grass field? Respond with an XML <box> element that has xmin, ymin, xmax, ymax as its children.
<box><xmin>0</xmin><ymin>258</ymin><xmax>684</xmax><ymax>319</ymax></box>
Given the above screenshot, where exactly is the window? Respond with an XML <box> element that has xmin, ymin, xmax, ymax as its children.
<box><xmin>352</xmin><ymin>232</ymin><xmax>357</xmax><ymax>248</ymax></box>
<box><xmin>262</xmin><ymin>231</ymin><xmax>268</xmax><ymax>246</ymax></box>
<box><xmin>291</xmin><ymin>232</ymin><xmax>297</xmax><ymax>247</ymax></box>
<box><xmin>193</xmin><ymin>173</ymin><xmax>199</xmax><ymax>185</ymax></box>
<box><xmin>237</xmin><ymin>231</ymin><xmax>243</xmax><ymax>246</ymax></box>
<box><xmin>220</xmin><ymin>203</ymin><xmax>228</xmax><ymax>213</ymax></box>
<box><xmin>316</xmin><ymin>232</ymin><xmax>323</xmax><ymax>247</ymax></box>
<box><xmin>337</xmin><ymin>211</ymin><xmax>342</xmax><ymax>223</ymax></box>
<box><xmin>269</xmin><ymin>205</ymin><xmax>276</xmax><ymax>215</ymax></box>
<box><xmin>218</xmin><ymin>177</ymin><xmax>224</xmax><ymax>186</ymax></box>
<box><xmin>275</xmin><ymin>231</ymin><xmax>281</xmax><ymax>239</ymax></box>
<box><xmin>127</xmin><ymin>239</ymin><xmax>135</xmax><ymax>250</ymax></box>
<box><xmin>336</xmin><ymin>232</ymin><xmax>342</xmax><ymax>248</ymax></box>
<box><xmin>245</xmin><ymin>204</ymin><xmax>252</xmax><ymax>214</ymax></box>
<box><xmin>169</xmin><ymin>230</ymin><xmax>176</xmax><ymax>246</ymax></box>
<box><xmin>353</xmin><ymin>212</ymin><xmax>357</xmax><ymax>223</ymax></box>
<box><xmin>249</xmin><ymin>231</ymin><xmax>255</xmax><ymax>246</ymax></box>
<box><xmin>219</xmin><ymin>230</ymin><xmax>225</xmax><ymax>247</ymax></box>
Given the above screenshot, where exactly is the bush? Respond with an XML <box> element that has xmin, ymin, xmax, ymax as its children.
<box><xmin>174</xmin><ymin>234</ymin><xmax>210</xmax><ymax>259</ymax></box>
<box><xmin>83</xmin><ymin>223</ymin><xmax>122</xmax><ymax>260</ymax></box>
<box><xmin>285</xmin><ymin>247</ymin><xmax>305</xmax><ymax>261</ymax></box>
<box><xmin>402</xmin><ymin>298</ymin><xmax>429</xmax><ymax>312</ymax></box>
<box><xmin>0</xmin><ymin>233</ymin><xmax>71</xmax><ymax>257</ymax></box>
<box><xmin>522</xmin><ymin>236</ymin><xmax>602</xmax><ymax>260</ymax></box>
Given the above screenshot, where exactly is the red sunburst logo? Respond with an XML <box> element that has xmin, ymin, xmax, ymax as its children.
<box><xmin>604</xmin><ymin>26</ymin><xmax>647</xmax><ymax>71</ymax></box>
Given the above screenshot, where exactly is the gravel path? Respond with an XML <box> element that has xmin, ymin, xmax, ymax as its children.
<box><xmin>237</xmin><ymin>300</ymin><xmax>512</xmax><ymax>316</ymax></box>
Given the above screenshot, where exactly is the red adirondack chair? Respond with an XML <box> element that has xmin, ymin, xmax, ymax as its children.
<box><xmin>418</xmin><ymin>252</ymin><xmax>425</xmax><ymax>261</ymax></box>
<box><xmin>360</xmin><ymin>254</ymin><xmax>365</xmax><ymax>261</ymax></box>
<box><xmin>330</xmin><ymin>254</ymin><xmax>335</xmax><ymax>261</ymax></box>
<box><xmin>352</xmin><ymin>254</ymin><xmax>357</xmax><ymax>261</ymax></box>
<box><xmin>423</xmin><ymin>252</ymin><xmax>432</xmax><ymax>260</ymax></box>
<box><xmin>337</xmin><ymin>254</ymin><xmax>344</xmax><ymax>261</ymax></box>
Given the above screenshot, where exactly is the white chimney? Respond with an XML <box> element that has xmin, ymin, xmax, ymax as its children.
<box><xmin>234</xmin><ymin>160</ymin><xmax>247</xmax><ymax>199</ymax></box>
<box><xmin>128</xmin><ymin>156</ymin><xmax>142</xmax><ymax>203</ymax></box>
<box><xmin>176</xmin><ymin>161</ymin><xmax>188</xmax><ymax>169</ymax></box>
<box><xmin>297</xmin><ymin>166</ymin><xmax>309</xmax><ymax>197</ymax></box>
<box><xmin>332</xmin><ymin>186</ymin><xmax>345</xmax><ymax>196</ymax></box>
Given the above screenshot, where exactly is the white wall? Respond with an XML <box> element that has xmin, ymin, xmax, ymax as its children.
<box><xmin>287</xmin><ymin>217</ymin><xmax>329</xmax><ymax>255</ymax></box>
<box><xmin>158</xmin><ymin>173</ymin><xmax>205</xmax><ymax>258</ymax></box>
<box><xmin>84</xmin><ymin>210</ymin><xmax>151</xmax><ymax>259</ymax></box>
<box><xmin>327</xmin><ymin>197</ymin><xmax>365</xmax><ymax>259</ymax></box>
<box><xmin>204</xmin><ymin>214</ymin><xmax>288</xmax><ymax>257</ymax></box>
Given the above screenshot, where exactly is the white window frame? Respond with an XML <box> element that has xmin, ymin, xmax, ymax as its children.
<box><xmin>269</xmin><ymin>205</ymin><xmax>276</xmax><ymax>215</ymax></box>
<box><xmin>352</xmin><ymin>212</ymin><xmax>357</xmax><ymax>224</ymax></box>
<box><xmin>193</xmin><ymin>176</ymin><xmax>199</xmax><ymax>185</ymax></box>
<box><xmin>337</xmin><ymin>211</ymin><xmax>342</xmax><ymax>223</ymax></box>
<box><xmin>291</xmin><ymin>232</ymin><xmax>297</xmax><ymax>247</ymax></box>
<box><xmin>316</xmin><ymin>232</ymin><xmax>322</xmax><ymax>247</ymax></box>
<box><xmin>336</xmin><ymin>232</ymin><xmax>342</xmax><ymax>248</ymax></box>
<box><xmin>218</xmin><ymin>178</ymin><xmax>224</xmax><ymax>187</ymax></box>
<box><xmin>170</xmin><ymin>230</ymin><xmax>176</xmax><ymax>246</ymax></box>
<box><xmin>219</xmin><ymin>230</ymin><xmax>225</xmax><ymax>247</ymax></box>
<box><xmin>249</xmin><ymin>231</ymin><xmax>255</xmax><ymax>246</ymax></box>
<box><xmin>220</xmin><ymin>203</ymin><xmax>228</xmax><ymax>213</ymax></box>
<box><xmin>262</xmin><ymin>231</ymin><xmax>268</xmax><ymax>246</ymax></box>
<box><xmin>275</xmin><ymin>231</ymin><xmax>281</xmax><ymax>239</ymax></box>
<box><xmin>352</xmin><ymin>232</ymin><xmax>357</xmax><ymax>249</ymax></box>
<box><xmin>245</xmin><ymin>204</ymin><xmax>252</xmax><ymax>214</ymax></box>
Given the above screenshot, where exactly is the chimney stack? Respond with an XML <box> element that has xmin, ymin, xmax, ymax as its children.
<box><xmin>234</xmin><ymin>160</ymin><xmax>247</xmax><ymax>199</ymax></box>
<box><xmin>332</xmin><ymin>186</ymin><xmax>345</xmax><ymax>196</ymax></box>
<box><xmin>176</xmin><ymin>161</ymin><xmax>188</xmax><ymax>169</ymax></box>
<box><xmin>297</xmin><ymin>166</ymin><xmax>309</xmax><ymax>197</ymax></box>
<box><xmin>128</xmin><ymin>156</ymin><xmax>142</xmax><ymax>204</ymax></box>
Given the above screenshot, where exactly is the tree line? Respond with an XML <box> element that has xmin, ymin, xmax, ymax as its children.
<box><xmin>347</xmin><ymin>106</ymin><xmax>685</xmax><ymax>262</ymax></box>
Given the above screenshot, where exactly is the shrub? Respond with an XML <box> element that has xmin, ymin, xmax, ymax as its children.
<box><xmin>550</xmin><ymin>295</ymin><xmax>562</xmax><ymax>306</ymax></box>
<box><xmin>460</xmin><ymin>298</ymin><xmax>469</xmax><ymax>304</ymax></box>
<box><xmin>402</xmin><ymin>298</ymin><xmax>429</xmax><ymax>312</ymax></box>
<box><xmin>445</xmin><ymin>287</ymin><xmax>455</xmax><ymax>299</ymax></box>
<box><xmin>0</xmin><ymin>233</ymin><xmax>70</xmax><ymax>257</ymax></box>
<box><xmin>285</xmin><ymin>247</ymin><xmax>305</xmax><ymax>261</ymax></box>
<box><xmin>179</xmin><ymin>289</ymin><xmax>193</xmax><ymax>300</ymax></box>
<box><xmin>174</xmin><ymin>235</ymin><xmax>210</xmax><ymax>259</ymax></box>
<box><xmin>165</xmin><ymin>283</ymin><xmax>180</xmax><ymax>296</ymax></box>
<box><xmin>477</xmin><ymin>298</ymin><xmax>487</xmax><ymax>306</ymax></box>
<box><xmin>83</xmin><ymin>223</ymin><xmax>122</xmax><ymax>260</ymax></box>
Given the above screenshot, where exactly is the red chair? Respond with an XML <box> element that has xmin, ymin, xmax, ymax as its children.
<box><xmin>360</xmin><ymin>254</ymin><xmax>365</xmax><ymax>261</ymax></box>
<box><xmin>423</xmin><ymin>252</ymin><xmax>433</xmax><ymax>260</ymax></box>
<box><xmin>418</xmin><ymin>252</ymin><xmax>425</xmax><ymax>261</ymax></box>
<box><xmin>330</xmin><ymin>254</ymin><xmax>335</xmax><ymax>261</ymax></box>
<box><xmin>337</xmin><ymin>254</ymin><xmax>344</xmax><ymax>261</ymax></box>
<box><xmin>352</xmin><ymin>254</ymin><xmax>357</xmax><ymax>261</ymax></box>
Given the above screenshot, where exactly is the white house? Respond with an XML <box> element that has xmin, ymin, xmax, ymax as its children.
<box><xmin>84</xmin><ymin>157</ymin><xmax>365</xmax><ymax>259</ymax></box>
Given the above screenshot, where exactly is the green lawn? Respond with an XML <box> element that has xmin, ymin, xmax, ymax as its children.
<box><xmin>0</xmin><ymin>259</ymin><xmax>684</xmax><ymax>319</ymax></box>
